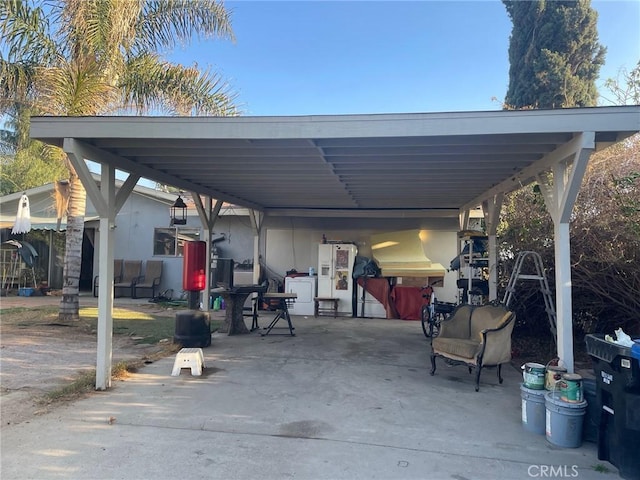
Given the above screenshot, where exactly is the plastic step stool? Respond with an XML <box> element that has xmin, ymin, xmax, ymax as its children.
<box><xmin>171</xmin><ymin>348</ymin><xmax>205</xmax><ymax>376</ymax></box>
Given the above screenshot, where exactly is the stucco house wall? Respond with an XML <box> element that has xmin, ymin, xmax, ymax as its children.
<box><xmin>261</xmin><ymin>216</ymin><xmax>464</xmax><ymax>303</ymax></box>
<box><xmin>90</xmin><ymin>202</ymin><xmax>255</xmax><ymax>297</ymax></box>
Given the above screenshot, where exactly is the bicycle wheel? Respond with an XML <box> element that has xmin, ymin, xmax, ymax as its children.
<box><xmin>421</xmin><ymin>305</ymin><xmax>433</xmax><ymax>338</ymax></box>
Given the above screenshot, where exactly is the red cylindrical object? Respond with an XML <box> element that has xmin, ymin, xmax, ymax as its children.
<box><xmin>183</xmin><ymin>241</ymin><xmax>206</xmax><ymax>291</ymax></box>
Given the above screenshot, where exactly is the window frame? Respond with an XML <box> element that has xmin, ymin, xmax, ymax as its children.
<box><xmin>153</xmin><ymin>227</ymin><xmax>201</xmax><ymax>257</ymax></box>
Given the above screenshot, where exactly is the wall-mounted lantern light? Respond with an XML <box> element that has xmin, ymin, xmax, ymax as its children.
<box><xmin>170</xmin><ymin>195</ymin><xmax>187</xmax><ymax>225</ymax></box>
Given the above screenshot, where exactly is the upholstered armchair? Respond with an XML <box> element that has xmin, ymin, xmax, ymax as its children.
<box><xmin>430</xmin><ymin>303</ymin><xmax>515</xmax><ymax>391</ymax></box>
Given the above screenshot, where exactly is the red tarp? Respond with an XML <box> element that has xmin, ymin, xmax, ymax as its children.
<box><xmin>390</xmin><ymin>286</ymin><xmax>426</xmax><ymax>320</ymax></box>
<box><xmin>356</xmin><ymin>277</ymin><xmax>397</xmax><ymax>319</ymax></box>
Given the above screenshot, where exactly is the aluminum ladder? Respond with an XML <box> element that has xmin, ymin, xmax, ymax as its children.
<box><xmin>502</xmin><ymin>251</ymin><xmax>557</xmax><ymax>341</ymax></box>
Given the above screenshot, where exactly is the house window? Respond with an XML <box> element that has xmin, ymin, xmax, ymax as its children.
<box><xmin>153</xmin><ymin>228</ymin><xmax>200</xmax><ymax>256</ymax></box>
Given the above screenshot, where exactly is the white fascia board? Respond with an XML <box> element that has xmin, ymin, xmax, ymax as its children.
<box><xmin>263</xmin><ymin>208</ymin><xmax>460</xmax><ymax>218</ymax></box>
<box><xmin>30</xmin><ymin>107</ymin><xmax>640</xmax><ymax>142</ymax></box>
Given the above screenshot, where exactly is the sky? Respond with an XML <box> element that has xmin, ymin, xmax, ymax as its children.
<box><xmin>166</xmin><ymin>0</ymin><xmax>640</xmax><ymax>116</ymax></box>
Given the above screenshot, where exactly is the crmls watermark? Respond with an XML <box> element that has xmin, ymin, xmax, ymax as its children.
<box><xmin>528</xmin><ymin>465</ymin><xmax>580</xmax><ymax>477</ymax></box>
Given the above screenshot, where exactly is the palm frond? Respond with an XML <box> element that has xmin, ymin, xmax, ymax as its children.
<box><xmin>0</xmin><ymin>0</ymin><xmax>60</xmax><ymax>65</ymax></box>
<box><xmin>120</xmin><ymin>53</ymin><xmax>238</xmax><ymax>116</ymax></box>
<box><xmin>0</xmin><ymin>58</ymin><xmax>39</xmax><ymax>114</ymax></box>
<box><xmin>58</xmin><ymin>0</ymin><xmax>139</xmax><ymax>74</ymax></box>
<box><xmin>38</xmin><ymin>59</ymin><xmax>118</xmax><ymax>116</ymax></box>
<box><xmin>135</xmin><ymin>0</ymin><xmax>234</xmax><ymax>53</ymax></box>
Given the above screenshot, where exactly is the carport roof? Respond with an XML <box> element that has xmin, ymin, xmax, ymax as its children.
<box><xmin>30</xmin><ymin>106</ymin><xmax>640</xmax><ymax>218</ymax></box>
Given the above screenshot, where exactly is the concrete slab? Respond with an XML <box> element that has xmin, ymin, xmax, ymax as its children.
<box><xmin>0</xmin><ymin>314</ymin><xmax>619</xmax><ymax>480</ymax></box>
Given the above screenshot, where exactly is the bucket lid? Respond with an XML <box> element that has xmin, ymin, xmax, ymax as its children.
<box><xmin>520</xmin><ymin>383</ymin><xmax>547</xmax><ymax>395</ymax></box>
<box><xmin>562</xmin><ymin>373</ymin><xmax>582</xmax><ymax>381</ymax></box>
<box><xmin>545</xmin><ymin>391</ymin><xmax>587</xmax><ymax>408</ymax></box>
<box><xmin>524</xmin><ymin>362</ymin><xmax>545</xmax><ymax>369</ymax></box>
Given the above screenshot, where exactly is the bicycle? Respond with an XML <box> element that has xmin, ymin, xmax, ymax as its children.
<box><xmin>420</xmin><ymin>283</ymin><xmax>456</xmax><ymax>338</ymax></box>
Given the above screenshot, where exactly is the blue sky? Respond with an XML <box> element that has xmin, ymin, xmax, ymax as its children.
<box><xmin>167</xmin><ymin>0</ymin><xmax>640</xmax><ymax>116</ymax></box>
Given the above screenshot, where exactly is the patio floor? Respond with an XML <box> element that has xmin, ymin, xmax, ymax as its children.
<box><xmin>0</xmin><ymin>311</ymin><xmax>619</xmax><ymax>480</ymax></box>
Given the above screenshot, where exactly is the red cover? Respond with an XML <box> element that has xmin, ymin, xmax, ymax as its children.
<box><xmin>390</xmin><ymin>286</ymin><xmax>426</xmax><ymax>320</ymax></box>
<box><xmin>356</xmin><ymin>277</ymin><xmax>397</xmax><ymax>319</ymax></box>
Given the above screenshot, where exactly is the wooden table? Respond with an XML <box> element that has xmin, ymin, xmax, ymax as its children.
<box><xmin>262</xmin><ymin>292</ymin><xmax>297</xmax><ymax>336</ymax></box>
<box><xmin>215</xmin><ymin>285</ymin><xmax>267</xmax><ymax>335</ymax></box>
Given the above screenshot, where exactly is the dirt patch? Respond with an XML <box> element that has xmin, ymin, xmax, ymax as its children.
<box><xmin>0</xmin><ymin>299</ymin><xmax>181</xmax><ymax>427</ymax></box>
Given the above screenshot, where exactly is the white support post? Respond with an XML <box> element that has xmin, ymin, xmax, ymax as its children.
<box><xmin>535</xmin><ymin>132</ymin><xmax>595</xmax><ymax>373</ymax></box>
<box><xmin>204</xmin><ymin>197</ymin><xmax>213</xmax><ymax>311</ymax></box>
<box><xmin>63</xmin><ymin>138</ymin><xmax>137</xmax><ymax>390</ymax></box>
<box><xmin>96</xmin><ymin>165</ymin><xmax>116</xmax><ymax>390</ymax></box>
<box><xmin>249</xmin><ymin>210</ymin><xmax>262</xmax><ymax>284</ymax></box>
<box><xmin>193</xmin><ymin>193</ymin><xmax>223</xmax><ymax>309</ymax></box>
<box><xmin>483</xmin><ymin>193</ymin><xmax>503</xmax><ymax>302</ymax></box>
<box><xmin>458</xmin><ymin>210</ymin><xmax>470</xmax><ymax>232</ymax></box>
<box><xmin>555</xmin><ymin>222</ymin><xmax>574</xmax><ymax>373</ymax></box>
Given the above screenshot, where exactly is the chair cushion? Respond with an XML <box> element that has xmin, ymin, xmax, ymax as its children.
<box><xmin>432</xmin><ymin>337</ymin><xmax>479</xmax><ymax>359</ymax></box>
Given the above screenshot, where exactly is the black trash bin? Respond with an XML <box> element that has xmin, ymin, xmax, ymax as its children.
<box><xmin>585</xmin><ymin>334</ymin><xmax>640</xmax><ymax>480</ymax></box>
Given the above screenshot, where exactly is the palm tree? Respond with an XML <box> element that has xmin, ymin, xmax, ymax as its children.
<box><xmin>1</xmin><ymin>0</ymin><xmax>238</xmax><ymax>320</ymax></box>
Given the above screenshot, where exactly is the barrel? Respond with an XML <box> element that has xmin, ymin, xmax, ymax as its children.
<box><xmin>174</xmin><ymin>310</ymin><xmax>211</xmax><ymax>348</ymax></box>
<box><xmin>522</xmin><ymin>362</ymin><xmax>546</xmax><ymax>390</ymax></box>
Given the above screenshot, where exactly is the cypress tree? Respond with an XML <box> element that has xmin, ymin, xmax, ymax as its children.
<box><xmin>503</xmin><ymin>0</ymin><xmax>606</xmax><ymax>108</ymax></box>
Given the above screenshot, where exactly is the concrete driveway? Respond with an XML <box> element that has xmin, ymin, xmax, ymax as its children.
<box><xmin>0</xmin><ymin>313</ymin><xmax>618</xmax><ymax>480</ymax></box>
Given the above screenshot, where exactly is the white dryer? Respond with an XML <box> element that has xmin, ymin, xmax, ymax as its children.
<box><xmin>284</xmin><ymin>276</ymin><xmax>317</xmax><ymax>316</ymax></box>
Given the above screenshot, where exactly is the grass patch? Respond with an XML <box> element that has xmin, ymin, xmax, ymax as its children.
<box><xmin>592</xmin><ymin>464</ymin><xmax>612</xmax><ymax>474</ymax></box>
<box><xmin>3</xmin><ymin>303</ymin><xmax>221</xmax><ymax>411</ymax></box>
<box><xmin>40</xmin><ymin>370</ymin><xmax>96</xmax><ymax>404</ymax></box>
<box><xmin>2</xmin><ymin>304</ymin><xmax>222</xmax><ymax>344</ymax></box>
<box><xmin>38</xmin><ymin>347</ymin><xmax>183</xmax><ymax>407</ymax></box>
<box><xmin>79</xmin><ymin>307</ymin><xmax>222</xmax><ymax>344</ymax></box>
<box><xmin>80</xmin><ymin>307</ymin><xmax>176</xmax><ymax>344</ymax></box>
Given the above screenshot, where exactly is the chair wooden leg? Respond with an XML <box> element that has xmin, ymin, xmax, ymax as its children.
<box><xmin>497</xmin><ymin>364</ymin><xmax>504</xmax><ymax>384</ymax></box>
<box><xmin>430</xmin><ymin>354</ymin><xmax>437</xmax><ymax>375</ymax></box>
<box><xmin>475</xmin><ymin>365</ymin><xmax>482</xmax><ymax>392</ymax></box>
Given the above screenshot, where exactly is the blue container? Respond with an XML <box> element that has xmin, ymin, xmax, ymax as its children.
<box><xmin>18</xmin><ymin>287</ymin><xmax>35</xmax><ymax>297</ymax></box>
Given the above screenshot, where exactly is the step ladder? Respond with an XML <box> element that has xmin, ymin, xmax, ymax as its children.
<box><xmin>502</xmin><ymin>251</ymin><xmax>557</xmax><ymax>341</ymax></box>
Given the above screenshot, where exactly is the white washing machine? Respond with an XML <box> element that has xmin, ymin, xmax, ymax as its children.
<box><xmin>285</xmin><ymin>276</ymin><xmax>317</xmax><ymax>316</ymax></box>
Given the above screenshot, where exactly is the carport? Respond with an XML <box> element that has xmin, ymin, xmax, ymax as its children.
<box><xmin>30</xmin><ymin>106</ymin><xmax>640</xmax><ymax>389</ymax></box>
